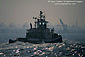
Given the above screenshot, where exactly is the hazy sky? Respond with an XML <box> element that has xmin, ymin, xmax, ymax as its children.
<box><xmin>0</xmin><ymin>0</ymin><xmax>85</xmax><ymax>28</ymax></box>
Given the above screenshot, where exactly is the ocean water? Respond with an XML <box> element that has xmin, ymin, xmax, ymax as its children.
<box><xmin>0</xmin><ymin>33</ymin><xmax>85</xmax><ymax>57</ymax></box>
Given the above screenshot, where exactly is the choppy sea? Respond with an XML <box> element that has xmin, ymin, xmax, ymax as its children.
<box><xmin>0</xmin><ymin>33</ymin><xmax>85</xmax><ymax>57</ymax></box>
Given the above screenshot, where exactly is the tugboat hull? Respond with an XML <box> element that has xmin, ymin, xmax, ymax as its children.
<box><xmin>44</xmin><ymin>38</ymin><xmax>62</xmax><ymax>43</ymax></box>
<box><xmin>9</xmin><ymin>37</ymin><xmax>62</xmax><ymax>44</ymax></box>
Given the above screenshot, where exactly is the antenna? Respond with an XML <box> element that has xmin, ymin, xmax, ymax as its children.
<box><xmin>33</xmin><ymin>17</ymin><xmax>37</xmax><ymax>28</ymax></box>
<box><xmin>40</xmin><ymin>11</ymin><xmax>44</xmax><ymax>19</ymax></box>
<box><xmin>40</xmin><ymin>11</ymin><xmax>46</xmax><ymax>19</ymax></box>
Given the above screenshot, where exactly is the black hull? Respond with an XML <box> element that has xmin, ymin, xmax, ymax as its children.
<box><xmin>44</xmin><ymin>38</ymin><xmax>62</xmax><ymax>43</ymax></box>
<box><xmin>9</xmin><ymin>37</ymin><xmax>62</xmax><ymax>44</ymax></box>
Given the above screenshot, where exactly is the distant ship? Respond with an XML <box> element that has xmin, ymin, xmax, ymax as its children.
<box><xmin>9</xmin><ymin>11</ymin><xmax>62</xmax><ymax>44</ymax></box>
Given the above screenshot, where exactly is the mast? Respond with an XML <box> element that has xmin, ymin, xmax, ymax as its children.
<box><xmin>33</xmin><ymin>11</ymin><xmax>48</xmax><ymax>29</ymax></box>
<box><xmin>33</xmin><ymin>17</ymin><xmax>37</xmax><ymax>28</ymax></box>
<box><xmin>40</xmin><ymin>11</ymin><xmax>45</xmax><ymax>20</ymax></box>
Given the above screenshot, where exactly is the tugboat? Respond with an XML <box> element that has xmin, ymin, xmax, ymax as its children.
<box><xmin>9</xmin><ymin>11</ymin><xmax>62</xmax><ymax>44</ymax></box>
